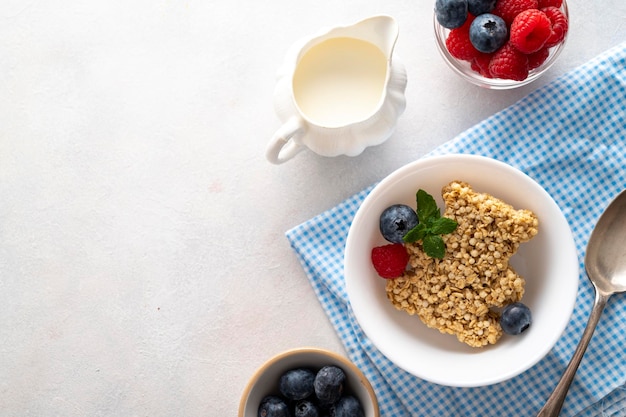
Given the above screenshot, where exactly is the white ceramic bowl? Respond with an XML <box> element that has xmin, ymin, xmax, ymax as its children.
<box><xmin>344</xmin><ymin>154</ymin><xmax>579</xmax><ymax>387</ymax></box>
<box><xmin>433</xmin><ymin>1</ymin><xmax>569</xmax><ymax>89</ymax></box>
<box><xmin>239</xmin><ymin>347</ymin><xmax>379</xmax><ymax>417</ymax></box>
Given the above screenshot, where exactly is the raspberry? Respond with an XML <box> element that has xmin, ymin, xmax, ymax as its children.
<box><xmin>371</xmin><ymin>243</ymin><xmax>408</xmax><ymax>279</ymax></box>
<box><xmin>446</xmin><ymin>15</ymin><xmax>480</xmax><ymax>61</ymax></box>
<box><xmin>471</xmin><ymin>52</ymin><xmax>494</xmax><ymax>77</ymax></box>
<box><xmin>492</xmin><ymin>0</ymin><xmax>538</xmax><ymax>25</ymax></box>
<box><xmin>527</xmin><ymin>47</ymin><xmax>550</xmax><ymax>69</ymax></box>
<box><xmin>537</xmin><ymin>0</ymin><xmax>561</xmax><ymax>7</ymax></box>
<box><xmin>489</xmin><ymin>42</ymin><xmax>529</xmax><ymax>81</ymax></box>
<box><xmin>510</xmin><ymin>9</ymin><xmax>552</xmax><ymax>53</ymax></box>
<box><xmin>541</xmin><ymin>6</ymin><xmax>568</xmax><ymax>47</ymax></box>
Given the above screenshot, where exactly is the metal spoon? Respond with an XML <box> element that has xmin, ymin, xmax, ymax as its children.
<box><xmin>538</xmin><ymin>189</ymin><xmax>626</xmax><ymax>417</ymax></box>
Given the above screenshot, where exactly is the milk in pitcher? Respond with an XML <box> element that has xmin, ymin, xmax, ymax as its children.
<box><xmin>292</xmin><ymin>37</ymin><xmax>388</xmax><ymax>128</ymax></box>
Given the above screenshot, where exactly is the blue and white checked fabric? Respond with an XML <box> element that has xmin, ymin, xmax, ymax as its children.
<box><xmin>286</xmin><ymin>42</ymin><xmax>626</xmax><ymax>417</ymax></box>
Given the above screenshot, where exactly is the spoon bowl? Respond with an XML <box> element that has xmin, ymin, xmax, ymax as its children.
<box><xmin>585</xmin><ymin>190</ymin><xmax>626</xmax><ymax>294</ymax></box>
<box><xmin>538</xmin><ymin>189</ymin><xmax>626</xmax><ymax>416</ymax></box>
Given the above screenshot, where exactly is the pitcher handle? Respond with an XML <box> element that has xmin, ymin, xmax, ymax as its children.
<box><xmin>266</xmin><ymin>117</ymin><xmax>305</xmax><ymax>164</ymax></box>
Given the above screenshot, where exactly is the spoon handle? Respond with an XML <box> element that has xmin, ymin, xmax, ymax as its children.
<box><xmin>536</xmin><ymin>291</ymin><xmax>610</xmax><ymax>417</ymax></box>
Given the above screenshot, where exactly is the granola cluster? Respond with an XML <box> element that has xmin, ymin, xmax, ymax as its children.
<box><xmin>385</xmin><ymin>181</ymin><xmax>539</xmax><ymax>347</ymax></box>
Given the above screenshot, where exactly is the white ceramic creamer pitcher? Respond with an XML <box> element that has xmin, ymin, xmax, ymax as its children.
<box><xmin>266</xmin><ymin>15</ymin><xmax>407</xmax><ymax>164</ymax></box>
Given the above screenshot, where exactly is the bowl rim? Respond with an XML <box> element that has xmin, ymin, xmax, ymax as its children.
<box><xmin>433</xmin><ymin>0</ymin><xmax>569</xmax><ymax>89</ymax></box>
<box><xmin>238</xmin><ymin>347</ymin><xmax>380</xmax><ymax>417</ymax></box>
<box><xmin>344</xmin><ymin>154</ymin><xmax>579</xmax><ymax>386</ymax></box>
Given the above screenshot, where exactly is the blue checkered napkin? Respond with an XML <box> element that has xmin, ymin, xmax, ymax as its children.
<box><xmin>286</xmin><ymin>41</ymin><xmax>626</xmax><ymax>417</ymax></box>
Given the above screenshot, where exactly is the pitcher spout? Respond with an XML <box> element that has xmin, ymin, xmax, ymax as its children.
<box><xmin>350</xmin><ymin>15</ymin><xmax>399</xmax><ymax>59</ymax></box>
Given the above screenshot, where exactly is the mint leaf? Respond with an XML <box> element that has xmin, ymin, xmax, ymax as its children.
<box><xmin>423</xmin><ymin>234</ymin><xmax>446</xmax><ymax>259</ymax></box>
<box><xmin>404</xmin><ymin>189</ymin><xmax>458</xmax><ymax>259</ymax></box>
<box><xmin>430</xmin><ymin>217</ymin><xmax>458</xmax><ymax>235</ymax></box>
<box><xmin>416</xmin><ymin>189</ymin><xmax>439</xmax><ymax>223</ymax></box>
<box><xmin>403</xmin><ymin>223</ymin><xmax>427</xmax><ymax>243</ymax></box>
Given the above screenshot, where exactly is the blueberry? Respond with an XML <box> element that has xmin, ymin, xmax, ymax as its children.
<box><xmin>469</xmin><ymin>13</ymin><xmax>508</xmax><ymax>53</ymax></box>
<box><xmin>295</xmin><ymin>400</ymin><xmax>320</xmax><ymax>417</ymax></box>
<box><xmin>279</xmin><ymin>368</ymin><xmax>315</xmax><ymax>401</ymax></box>
<box><xmin>331</xmin><ymin>396</ymin><xmax>364</xmax><ymax>417</ymax></box>
<box><xmin>258</xmin><ymin>395</ymin><xmax>291</xmax><ymax>417</ymax></box>
<box><xmin>314</xmin><ymin>366</ymin><xmax>345</xmax><ymax>405</ymax></box>
<box><xmin>379</xmin><ymin>204</ymin><xmax>418</xmax><ymax>243</ymax></box>
<box><xmin>435</xmin><ymin>0</ymin><xmax>468</xmax><ymax>29</ymax></box>
<box><xmin>467</xmin><ymin>0</ymin><xmax>496</xmax><ymax>15</ymax></box>
<box><xmin>500</xmin><ymin>302</ymin><xmax>532</xmax><ymax>335</ymax></box>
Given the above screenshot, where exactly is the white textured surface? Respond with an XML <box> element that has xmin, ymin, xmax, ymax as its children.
<box><xmin>0</xmin><ymin>1</ymin><xmax>623</xmax><ymax>416</ymax></box>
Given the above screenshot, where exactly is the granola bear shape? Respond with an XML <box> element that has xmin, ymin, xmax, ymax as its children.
<box><xmin>385</xmin><ymin>180</ymin><xmax>539</xmax><ymax>347</ymax></box>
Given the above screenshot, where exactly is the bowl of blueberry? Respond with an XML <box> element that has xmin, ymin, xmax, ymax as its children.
<box><xmin>239</xmin><ymin>347</ymin><xmax>379</xmax><ymax>417</ymax></box>
<box><xmin>434</xmin><ymin>0</ymin><xmax>569</xmax><ymax>89</ymax></box>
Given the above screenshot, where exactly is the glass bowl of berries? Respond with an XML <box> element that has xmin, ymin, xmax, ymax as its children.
<box><xmin>239</xmin><ymin>347</ymin><xmax>379</xmax><ymax>417</ymax></box>
<box><xmin>434</xmin><ymin>0</ymin><xmax>569</xmax><ymax>89</ymax></box>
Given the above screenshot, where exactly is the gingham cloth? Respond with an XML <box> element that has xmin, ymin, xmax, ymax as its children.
<box><xmin>285</xmin><ymin>42</ymin><xmax>626</xmax><ymax>417</ymax></box>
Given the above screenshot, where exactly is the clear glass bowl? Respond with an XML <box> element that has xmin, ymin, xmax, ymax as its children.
<box><xmin>433</xmin><ymin>1</ymin><xmax>568</xmax><ymax>90</ymax></box>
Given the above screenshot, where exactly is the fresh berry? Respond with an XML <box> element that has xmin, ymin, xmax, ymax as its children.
<box><xmin>314</xmin><ymin>366</ymin><xmax>346</xmax><ymax>405</ymax></box>
<box><xmin>295</xmin><ymin>400</ymin><xmax>320</xmax><ymax>417</ymax></box>
<box><xmin>492</xmin><ymin>0</ymin><xmax>538</xmax><ymax>25</ymax></box>
<box><xmin>279</xmin><ymin>368</ymin><xmax>316</xmax><ymax>401</ymax></box>
<box><xmin>469</xmin><ymin>13</ymin><xmax>508</xmax><ymax>53</ymax></box>
<box><xmin>500</xmin><ymin>302</ymin><xmax>532</xmax><ymax>335</ymax></box>
<box><xmin>489</xmin><ymin>42</ymin><xmax>529</xmax><ymax>81</ymax></box>
<box><xmin>468</xmin><ymin>0</ymin><xmax>496</xmax><ymax>16</ymax></box>
<box><xmin>527</xmin><ymin>47</ymin><xmax>550</xmax><ymax>69</ymax></box>
<box><xmin>510</xmin><ymin>9</ymin><xmax>552</xmax><ymax>53</ymax></box>
<box><xmin>258</xmin><ymin>396</ymin><xmax>291</xmax><ymax>417</ymax></box>
<box><xmin>331</xmin><ymin>396</ymin><xmax>365</xmax><ymax>417</ymax></box>
<box><xmin>379</xmin><ymin>204</ymin><xmax>418</xmax><ymax>243</ymax></box>
<box><xmin>435</xmin><ymin>0</ymin><xmax>468</xmax><ymax>29</ymax></box>
<box><xmin>371</xmin><ymin>243</ymin><xmax>408</xmax><ymax>279</ymax></box>
<box><xmin>541</xmin><ymin>6</ymin><xmax>568</xmax><ymax>47</ymax></box>
<box><xmin>446</xmin><ymin>15</ymin><xmax>480</xmax><ymax>61</ymax></box>
<box><xmin>471</xmin><ymin>52</ymin><xmax>494</xmax><ymax>77</ymax></box>
<box><xmin>537</xmin><ymin>0</ymin><xmax>562</xmax><ymax>8</ymax></box>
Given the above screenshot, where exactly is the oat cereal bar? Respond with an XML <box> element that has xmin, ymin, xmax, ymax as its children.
<box><xmin>385</xmin><ymin>180</ymin><xmax>539</xmax><ymax>347</ymax></box>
